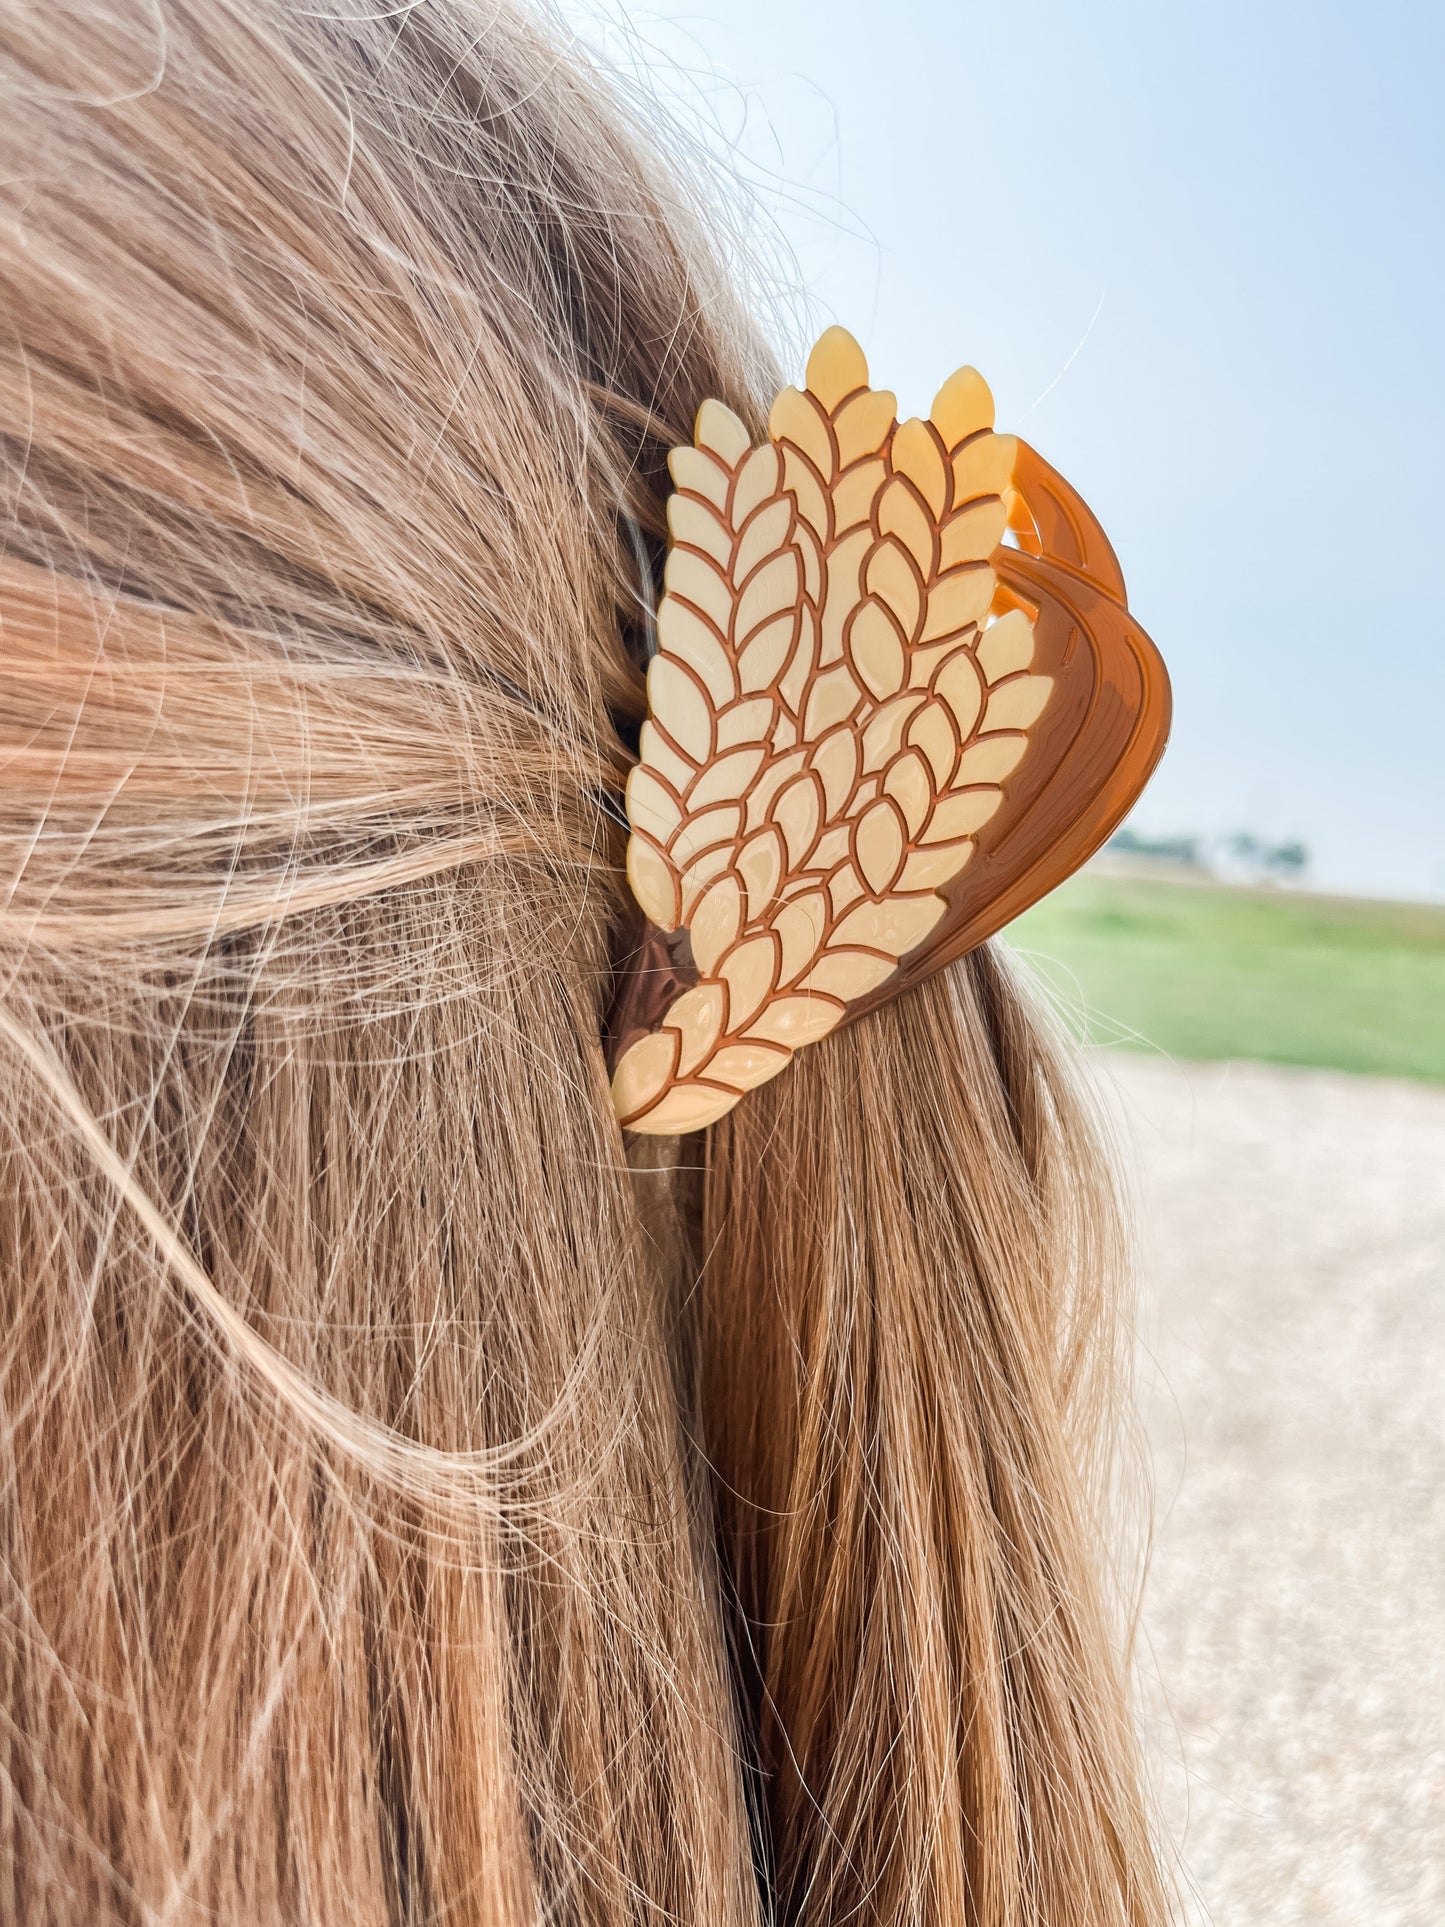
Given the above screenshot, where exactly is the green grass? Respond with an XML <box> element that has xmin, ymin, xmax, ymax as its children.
<box><xmin>1007</xmin><ymin>870</ymin><xmax>1445</xmax><ymax>1083</ymax></box>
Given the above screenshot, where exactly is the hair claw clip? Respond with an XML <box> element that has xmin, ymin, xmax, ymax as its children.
<box><xmin>608</xmin><ymin>327</ymin><xmax>1170</xmax><ymax>1133</ymax></box>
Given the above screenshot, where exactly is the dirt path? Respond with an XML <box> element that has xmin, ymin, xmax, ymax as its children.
<box><xmin>1099</xmin><ymin>1055</ymin><xmax>1445</xmax><ymax>1927</ymax></box>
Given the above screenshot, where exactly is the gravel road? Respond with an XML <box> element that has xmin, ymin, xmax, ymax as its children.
<box><xmin>1098</xmin><ymin>1055</ymin><xmax>1445</xmax><ymax>1927</ymax></box>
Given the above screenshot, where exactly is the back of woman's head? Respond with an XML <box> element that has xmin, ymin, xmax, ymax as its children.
<box><xmin>0</xmin><ymin>3</ymin><xmax>1165</xmax><ymax>1922</ymax></box>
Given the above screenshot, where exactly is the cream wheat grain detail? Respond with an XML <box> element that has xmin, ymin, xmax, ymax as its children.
<box><xmin>612</xmin><ymin>327</ymin><xmax>1053</xmax><ymax>1133</ymax></box>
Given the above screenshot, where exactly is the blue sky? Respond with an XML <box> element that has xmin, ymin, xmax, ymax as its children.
<box><xmin>571</xmin><ymin>0</ymin><xmax>1445</xmax><ymax>898</ymax></box>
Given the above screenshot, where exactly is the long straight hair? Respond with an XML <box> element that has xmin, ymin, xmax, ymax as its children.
<box><xmin>0</xmin><ymin>2</ymin><xmax>1165</xmax><ymax>1921</ymax></box>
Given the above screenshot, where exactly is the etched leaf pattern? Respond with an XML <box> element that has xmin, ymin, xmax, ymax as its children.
<box><xmin>613</xmin><ymin>327</ymin><xmax>1054</xmax><ymax>1134</ymax></box>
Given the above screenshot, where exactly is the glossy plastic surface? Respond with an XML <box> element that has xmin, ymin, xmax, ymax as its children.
<box><xmin>609</xmin><ymin>328</ymin><xmax>1170</xmax><ymax>1134</ymax></box>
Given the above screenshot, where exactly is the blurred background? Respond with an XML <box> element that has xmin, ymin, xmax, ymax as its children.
<box><xmin>566</xmin><ymin>1</ymin><xmax>1445</xmax><ymax>1917</ymax></box>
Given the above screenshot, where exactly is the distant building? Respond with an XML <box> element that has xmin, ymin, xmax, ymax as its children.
<box><xmin>1102</xmin><ymin>828</ymin><xmax>1310</xmax><ymax>888</ymax></box>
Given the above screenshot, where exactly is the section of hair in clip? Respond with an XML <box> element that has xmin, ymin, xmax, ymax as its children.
<box><xmin>608</xmin><ymin>327</ymin><xmax>1170</xmax><ymax>1133</ymax></box>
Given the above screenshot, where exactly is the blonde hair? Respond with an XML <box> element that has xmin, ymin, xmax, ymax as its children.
<box><xmin>0</xmin><ymin>2</ymin><xmax>1165</xmax><ymax>1921</ymax></box>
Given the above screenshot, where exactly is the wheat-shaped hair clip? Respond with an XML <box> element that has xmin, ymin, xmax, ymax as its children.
<box><xmin>608</xmin><ymin>326</ymin><xmax>1170</xmax><ymax>1134</ymax></box>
